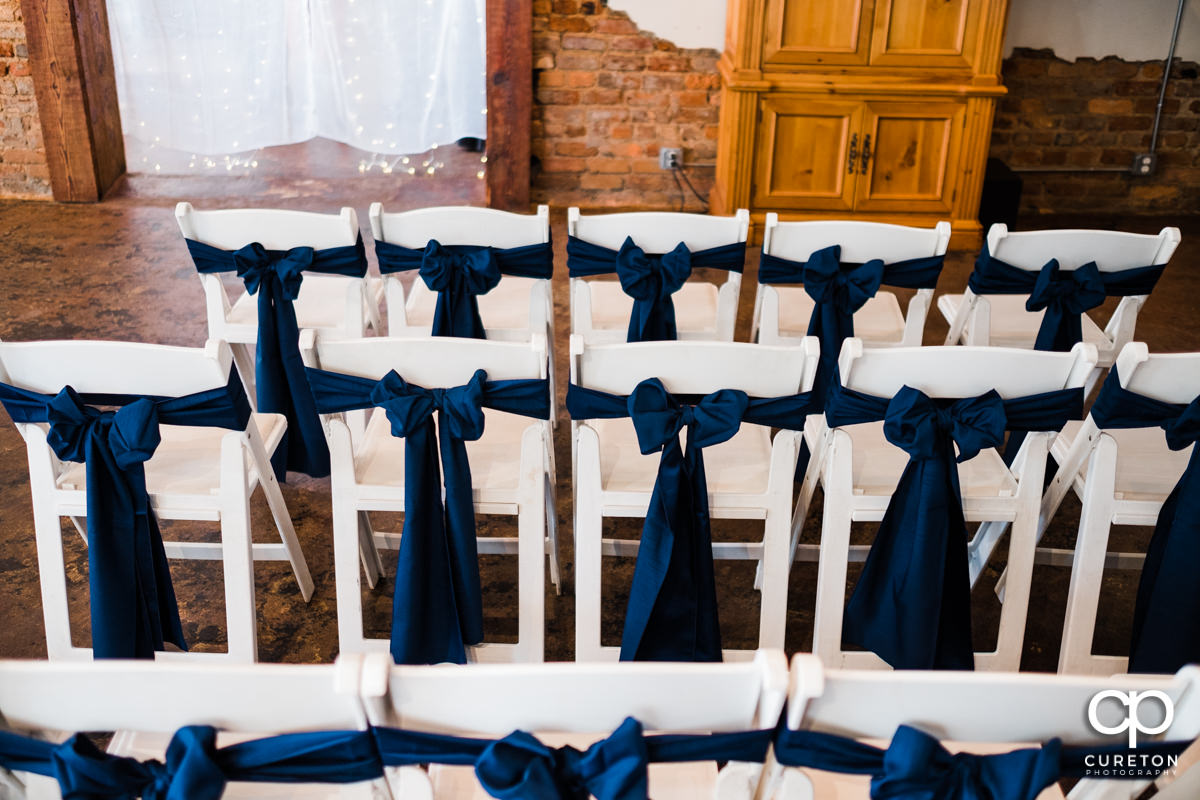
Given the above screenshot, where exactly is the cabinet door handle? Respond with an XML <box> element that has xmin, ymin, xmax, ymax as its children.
<box><xmin>861</xmin><ymin>134</ymin><xmax>872</xmax><ymax>173</ymax></box>
<box><xmin>847</xmin><ymin>133</ymin><xmax>858</xmax><ymax>175</ymax></box>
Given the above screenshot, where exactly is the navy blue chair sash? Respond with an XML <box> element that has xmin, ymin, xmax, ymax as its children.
<box><xmin>375</xmin><ymin>238</ymin><xmax>554</xmax><ymax>340</ymax></box>
<box><xmin>823</xmin><ymin>376</ymin><xmax>1084</xmax><ymax>669</ymax></box>
<box><xmin>186</xmin><ymin>236</ymin><xmax>369</xmax><ymax>479</ymax></box>
<box><xmin>1089</xmin><ymin>369</ymin><xmax>1200</xmax><ymax>673</ymax></box>
<box><xmin>966</xmin><ymin>244</ymin><xmax>1165</xmax><ymax>354</ymax></box>
<box><xmin>567</xmin><ymin>236</ymin><xmax>746</xmax><ymax>343</ymax></box>
<box><xmin>758</xmin><ymin>244</ymin><xmax>944</xmax><ymax>409</ymax></box>
<box><xmin>0</xmin><ymin>375</ymin><xmax>251</xmax><ymax>659</ymax></box>
<box><xmin>305</xmin><ymin>366</ymin><xmax>550</xmax><ymax>664</ymax></box>
<box><xmin>0</xmin><ymin>725</ymin><xmax>382</xmax><ymax>800</ymax></box>
<box><xmin>567</xmin><ymin>379</ymin><xmax>810</xmax><ymax>661</ymax></box>
<box><xmin>2</xmin><ymin>719</ymin><xmax>1187</xmax><ymax>800</ymax></box>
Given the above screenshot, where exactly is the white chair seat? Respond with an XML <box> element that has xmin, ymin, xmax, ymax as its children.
<box><xmin>591</xmin><ymin>417</ymin><xmax>773</xmax><ymax>496</ymax></box>
<box><xmin>404</xmin><ymin>277</ymin><xmax>540</xmax><ymax>336</ymax></box>
<box><xmin>224</xmin><ymin>276</ymin><xmax>385</xmax><ymax>341</ymax></box>
<box><xmin>804</xmin><ymin>416</ymin><xmax>1019</xmax><ymax>501</ymax></box>
<box><xmin>776</xmin><ymin>287</ymin><xmax>907</xmax><ymax>344</ymax></box>
<box><xmin>428</xmin><ymin>732</ymin><xmax>717</xmax><ymax>800</ymax></box>
<box><xmin>588</xmin><ymin>280</ymin><xmax>720</xmax><ymax>336</ymax></box>
<box><xmin>1053</xmin><ymin>420</ymin><xmax>1189</xmax><ymax>502</ymax></box>
<box><xmin>938</xmin><ymin>294</ymin><xmax>1110</xmax><ymax>358</ymax></box>
<box><xmin>353</xmin><ymin>408</ymin><xmax>537</xmax><ymax>499</ymax></box>
<box><xmin>57</xmin><ymin>413</ymin><xmax>287</xmax><ymax>500</ymax></box>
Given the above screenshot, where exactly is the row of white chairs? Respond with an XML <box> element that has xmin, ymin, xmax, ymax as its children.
<box><xmin>3</xmin><ymin>652</ymin><xmax>1198</xmax><ymax>799</ymax></box>
<box><xmin>7</xmin><ymin>332</ymin><xmax>1187</xmax><ymax>677</ymax></box>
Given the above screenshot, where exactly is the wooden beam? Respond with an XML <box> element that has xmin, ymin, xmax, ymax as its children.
<box><xmin>19</xmin><ymin>0</ymin><xmax>125</xmax><ymax>202</ymax></box>
<box><xmin>485</xmin><ymin>0</ymin><xmax>532</xmax><ymax>211</ymax></box>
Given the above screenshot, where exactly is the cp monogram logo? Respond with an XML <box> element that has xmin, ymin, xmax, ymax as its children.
<box><xmin>1087</xmin><ymin>689</ymin><xmax>1174</xmax><ymax>748</ymax></box>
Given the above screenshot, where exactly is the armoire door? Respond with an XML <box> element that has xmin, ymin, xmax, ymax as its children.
<box><xmin>753</xmin><ymin>95</ymin><xmax>863</xmax><ymax>211</ymax></box>
<box><xmin>762</xmin><ymin>0</ymin><xmax>875</xmax><ymax>67</ymax></box>
<box><xmin>868</xmin><ymin>0</ymin><xmax>981</xmax><ymax>69</ymax></box>
<box><xmin>852</xmin><ymin>99</ymin><xmax>965</xmax><ymax>213</ymax></box>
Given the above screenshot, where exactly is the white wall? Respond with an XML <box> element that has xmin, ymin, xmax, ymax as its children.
<box><xmin>610</xmin><ymin>0</ymin><xmax>1200</xmax><ymax>62</ymax></box>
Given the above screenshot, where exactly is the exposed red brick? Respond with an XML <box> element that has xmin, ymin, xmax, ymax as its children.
<box><xmin>0</xmin><ymin>0</ymin><xmax>49</xmax><ymax>198</ymax></box>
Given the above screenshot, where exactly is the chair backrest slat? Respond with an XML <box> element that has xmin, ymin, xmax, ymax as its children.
<box><xmin>572</xmin><ymin>336</ymin><xmax>819</xmax><ymax>397</ymax></box>
<box><xmin>363</xmin><ymin>650</ymin><xmax>788</xmax><ymax>735</ymax></box>
<box><xmin>0</xmin><ymin>340</ymin><xmax>233</xmax><ymax>397</ymax></box>
<box><xmin>175</xmin><ymin>203</ymin><xmax>359</xmax><ymax>251</ymax></box>
<box><xmin>1114</xmin><ymin>343</ymin><xmax>1200</xmax><ymax>405</ymax></box>
<box><xmin>986</xmin><ymin>224</ymin><xmax>1181</xmax><ymax>273</ymax></box>
<box><xmin>370</xmin><ymin>204</ymin><xmax>550</xmax><ymax>249</ymax></box>
<box><xmin>568</xmin><ymin>208</ymin><xmax>750</xmax><ymax>253</ymax></box>
<box><xmin>763</xmin><ymin>216</ymin><xmax>951</xmax><ymax>263</ymax></box>
<box><xmin>305</xmin><ymin>334</ymin><xmax>547</xmax><ymax>386</ymax></box>
<box><xmin>837</xmin><ymin>341</ymin><xmax>1097</xmax><ymax>400</ymax></box>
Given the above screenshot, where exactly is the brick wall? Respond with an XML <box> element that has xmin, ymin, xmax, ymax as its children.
<box><xmin>990</xmin><ymin>47</ymin><xmax>1200</xmax><ymax>216</ymax></box>
<box><xmin>0</xmin><ymin>0</ymin><xmax>49</xmax><ymax>199</ymax></box>
<box><xmin>531</xmin><ymin>0</ymin><xmax>719</xmax><ymax>211</ymax></box>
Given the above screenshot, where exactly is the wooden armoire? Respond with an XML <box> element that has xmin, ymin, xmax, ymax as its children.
<box><xmin>712</xmin><ymin>0</ymin><xmax>1010</xmax><ymax>247</ymax></box>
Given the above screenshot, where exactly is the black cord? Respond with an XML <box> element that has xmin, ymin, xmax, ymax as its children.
<box><xmin>670</xmin><ymin>166</ymin><xmax>685</xmax><ymax>212</ymax></box>
<box><xmin>673</xmin><ymin>165</ymin><xmax>709</xmax><ymax>212</ymax></box>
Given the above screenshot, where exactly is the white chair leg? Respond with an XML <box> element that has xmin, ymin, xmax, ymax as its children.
<box><xmin>33</xmin><ymin>508</ymin><xmax>74</xmax><ymax>659</ymax></box>
<box><xmin>574</xmin><ymin>426</ymin><xmax>605</xmax><ymax>661</ymax></box>
<box><xmin>333</xmin><ymin>492</ymin><xmax>368</xmax><ymax>655</ymax></box>
<box><xmin>219</xmin><ymin>433</ymin><xmax>258</xmax><ymax>663</ymax></box>
<box><xmin>1059</xmin><ymin>435</ymin><xmax>1120</xmax><ymax>675</ymax></box>
<box><xmin>985</xmin><ymin>433</ymin><xmax>1050</xmax><ymax>671</ymax></box>
<box><xmin>758</xmin><ymin>504</ymin><xmax>790</xmax><ymax>651</ymax></box>
<box><xmin>245</xmin><ymin>421</ymin><xmax>313</xmax><ymax>602</ymax></box>
<box><xmin>358</xmin><ymin>510</ymin><xmax>385</xmax><ymax>589</ymax></box>
<box><xmin>516</xmin><ymin>426</ymin><xmax>546</xmax><ymax>662</ymax></box>
<box><xmin>812</xmin><ymin>432</ymin><xmax>854</xmax><ymax>666</ymax></box>
<box><xmin>229</xmin><ymin>342</ymin><xmax>259</xmax><ymax>411</ymax></box>
<box><xmin>545</xmin><ymin>473</ymin><xmax>562</xmax><ymax>594</ymax></box>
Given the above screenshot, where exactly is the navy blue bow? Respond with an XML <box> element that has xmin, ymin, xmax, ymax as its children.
<box><xmin>0</xmin><ymin>377</ymin><xmax>253</xmax><ymax>659</ymax></box>
<box><xmin>758</xmin><ymin>245</ymin><xmax>943</xmax><ymax>413</ymax></box>
<box><xmin>568</xmin><ymin>380</ymin><xmax>810</xmax><ymax>661</ymax></box>
<box><xmin>1</xmin><ymin>725</ymin><xmax>385</xmax><ymax>799</ymax></box>
<box><xmin>567</xmin><ymin>235</ymin><xmax>746</xmax><ymax>343</ymax></box>
<box><xmin>774</xmin><ymin>725</ymin><xmax>1062</xmax><ymax>800</ymax></box>
<box><xmin>374</xmin><ymin>238</ymin><xmax>554</xmax><ymax>340</ymax></box>
<box><xmin>826</xmin><ymin>378</ymin><xmax>1083</xmax><ymax>669</ymax></box>
<box><xmin>967</xmin><ymin>244</ymin><xmax>1164</xmax><ymax>356</ymax></box>
<box><xmin>475</xmin><ymin>717</ymin><xmax>649</xmax><ymax>800</ymax></box>
<box><xmin>1090</xmin><ymin>370</ymin><xmax>1200</xmax><ymax>673</ymax></box>
<box><xmin>1023</xmin><ymin>260</ymin><xmax>1107</xmax><ymax>352</ymax></box>
<box><xmin>186</xmin><ymin>236</ymin><xmax>369</xmax><ymax>479</ymax></box>
<box><xmin>305</xmin><ymin>366</ymin><xmax>549</xmax><ymax>664</ymax></box>
<box><xmin>614</xmin><ymin>238</ymin><xmax>692</xmax><ymax>342</ymax></box>
<box><xmin>419</xmin><ymin>240</ymin><xmax>503</xmax><ymax>339</ymax></box>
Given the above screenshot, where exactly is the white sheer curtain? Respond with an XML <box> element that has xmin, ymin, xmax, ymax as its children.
<box><xmin>108</xmin><ymin>0</ymin><xmax>486</xmax><ymax>171</ymax></box>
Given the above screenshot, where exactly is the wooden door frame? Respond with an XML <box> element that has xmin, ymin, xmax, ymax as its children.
<box><xmin>21</xmin><ymin>0</ymin><xmax>532</xmax><ymax>208</ymax></box>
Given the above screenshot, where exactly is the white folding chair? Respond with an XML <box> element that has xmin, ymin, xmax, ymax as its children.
<box><xmin>752</xmin><ymin>215</ymin><xmax>951</xmax><ymax>346</ymax></box>
<box><xmin>756</xmin><ymin>654</ymin><xmax>1200</xmax><ymax>800</ymax></box>
<box><xmin>299</xmin><ymin>332</ymin><xmax>555</xmax><ymax>663</ymax></box>
<box><xmin>175</xmin><ymin>203</ymin><xmax>384</xmax><ymax>407</ymax></box>
<box><xmin>939</xmin><ymin>224</ymin><xmax>1180</xmax><ymax>391</ymax></box>
<box><xmin>798</xmin><ymin>339</ymin><xmax>1097</xmax><ymax>671</ymax></box>
<box><xmin>571</xmin><ymin>336</ymin><xmax>820</xmax><ymax>661</ymax></box>
<box><xmin>568</xmin><ymin>208</ymin><xmax>750</xmax><ymax>342</ymax></box>
<box><xmin>370</xmin><ymin>204</ymin><xmax>552</xmax><ymax>344</ymax></box>
<box><xmin>0</xmin><ymin>655</ymin><xmax>388</xmax><ymax>799</ymax></box>
<box><xmin>357</xmin><ymin>648</ymin><xmax>789</xmax><ymax>800</ymax></box>
<box><xmin>0</xmin><ymin>339</ymin><xmax>312</xmax><ymax>663</ymax></box>
<box><xmin>0</xmin><ymin>338</ymin><xmax>314</xmax><ymax>662</ymax></box>
<box><xmin>1034</xmin><ymin>343</ymin><xmax>1200</xmax><ymax>676</ymax></box>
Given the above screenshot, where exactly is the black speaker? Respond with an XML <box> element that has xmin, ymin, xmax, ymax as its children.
<box><xmin>979</xmin><ymin>158</ymin><xmax>1022</xmax><ymax>231</ymax></box>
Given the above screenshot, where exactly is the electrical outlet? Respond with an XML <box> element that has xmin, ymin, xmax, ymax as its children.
<box><xmin>1131</xmin><ymin>153</ymin><xmax>1157</xmax><ymax>176</ymax></box>
<box><xmin>659</xmin><ymin>148</ymin><xmax>682</xmax><ymax>170</ymax></box>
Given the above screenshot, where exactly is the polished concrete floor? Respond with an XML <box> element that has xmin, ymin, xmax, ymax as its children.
<box><xmin>0</xmin><ymin>168</ymin><xmax>1196</xmax><ymax>670</ymax></box>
